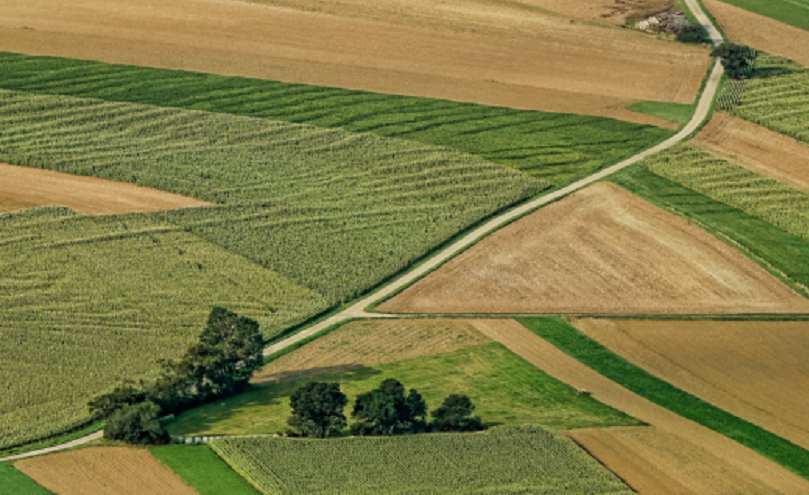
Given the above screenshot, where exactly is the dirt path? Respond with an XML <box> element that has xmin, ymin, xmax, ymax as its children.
<box><xmin>0</xmin><ymin>431</ymin><xmax>103</xmax><ymax>462</ymax></box>
<box><xmin>468</xmin><ymin>319</ymin><xmax>809</xmax><ymax>493</ymax></box>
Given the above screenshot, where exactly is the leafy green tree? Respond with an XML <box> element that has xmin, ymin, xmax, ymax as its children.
<box><xmin>712</xmin><ymin>43</ymin><xmax>756</xmax><ymax>79</ymax></box>
<box><xmin>88</xmin><ymin>380</ymin><xmax>147</xmax><ymax>419</ymax></box>
<box><xmin>104</xmin><ymin>401</ymin><xmax>170</xmax><ymax>445</ymax></box>
<box><xmin>288</xmin><ymin>382</ymin><xmax>348</xmax><ymax>438</ymax></box>
<box><xmin>351</xmin><ymin>379</ymin><xmax>428</xmax><ymax>436</ymax></box>
<box><xmin>430</xmin><ymin>394</ymin><xmax>484</xmax><ymax>432</ymax></box>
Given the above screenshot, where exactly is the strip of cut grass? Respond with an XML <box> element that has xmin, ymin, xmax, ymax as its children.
<box><xmin>0</xmin><ymin>463</ymin><xmax>51</xmax><ymax>495</ymax></box>
<box><xmin>519</xmin><ymin>317</ymin><xmax>809</xmax><ymax>480</ymax></box>
<box><xmin>0</xmin><ymin>52</ymin><xmax>673</xmax><ymax>186</ymax></box>
<box><xmin>625</xmin><ymin>101</ymin><xmax>695</xmax><ymax>125</ymax></box>
<box><xmin>167</xmin><ymin>343</ymin><xmax>641</xmax><ymax>437</ymax></box>
<box><xmin>714</xmin><ymin>0</ymin><xmax>809</xmax><ymax>32</ymax></box>
<box><xmin>150</xmin><ymin>445</ymin><xmax>259</xmax><ymax>495</ymax></box>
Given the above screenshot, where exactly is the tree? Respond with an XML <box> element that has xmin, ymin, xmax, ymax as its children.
<box><xmin>350</xmin><ymin>379</ymin><xmax>427</xmax><ymax>436</ymax></box>
<box><xmin>288</xmin><ymin>382</ymin><xmax>348</xmax><ymax>438</ymax></box>
<box><xmin>88</xmin><ymin>380</ymin><xmax>147</xmax><ymax>419</ymax></box>
<box><xmin>430</xmin><ymin>394</ymin><xmax>484</xmax><ymax>432</ymax></box>
<box><xmin>104</xmin><ymin>401</ymin><xmax>169</xmax><ymax>445</ymax></box>
<box><xmin>712</xmin><ymin>43</ymin><xmax>756</xmax><ymax>79</ymax></box>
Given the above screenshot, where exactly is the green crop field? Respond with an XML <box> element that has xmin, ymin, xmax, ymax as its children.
<box><xmin>641</xmin><ymin>144</ymin><xmax>809</xmax><ymax>243</ymax></box>
<box><xmin>0</xmin><ymin>52</ymin><xmax>673</xmax><ymax>187</ymax></box>
<box><xmin>715</xmin><ymin>0</ymin><xmax>809</xmax><ymax>32</ymax></box>
<box><xmin>0</xmin><ymin>463</ymin><xmax>51</xmax><ymax>495</ymax></box>
<box><xmin>609</xmin><ymin>166</ymin><xmax>809</xmax><ymax>296</ymax></box>
<box><xmin>625</xmin><ymin>101</ymin><xmax>695</xmax><ymax>125</ymax></box>
<box><xmin>729</xmin><ymin>53</ymin><xmax>809</xmax><ymax>144</ymax></box>
<box><xmin>167</xmin><ymin>343</ymin><xmax>641</xmax><ymax>437</ymax></box>
<box><xmin>151</xmin><ymin>445</ymin><xmax>260</xmax><ymax>495</ymax></box>
<box><xmin>209</xmin><ymin>424</ymin><xmax>633</xmax><ymax>494</ymax></box>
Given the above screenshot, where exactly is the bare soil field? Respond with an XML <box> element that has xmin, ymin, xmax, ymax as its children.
<box><xmin>567</xmin><ymin>426</ymin><xmax>779</xmax><ymax>494</ymax></box>
<box><xmin>0</xmin><ymin>162</ymin><xmax>210</xmax><ymax>216</ymax></box>
<box><xmin>704</xmin><ymin>0</ymin><xmax>809</xmax><ymax>66</ymax></box>
<box><xmin>571</xmin><ymin>318</ymin><xmax>809</xmax><ymax>450</ymax></box>
<box><xmin>254</xmin><ymin>318</ymin><xmax>491</xmax><ymax>385</ymax></box>
<box><xmin>13</xmin><ymin>447</ymin><xmax>196</xmax><ymax>495</ymax></box>
<box><xmin>470</xmin><ymin>318</ymin><xmax>809</xmax><ymax>493</ymax></box>
<box><xmin>692</xmin><ymin>113</ymin><xmax>809</xmax><ymax>193</ymax></box>
<box><xmin>0</xmin><ymin>0</ymin><xmax>709</xmax><ymax>123</ymax></box>
<box><xmin>378</xmin><ymin>182</ymin><xmax>809</xmax><ymax>315</ymax></box>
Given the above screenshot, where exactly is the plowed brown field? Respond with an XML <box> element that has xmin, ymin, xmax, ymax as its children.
<box><xmin>254</xmin><ymin>318</ymin><xmax>490</xmax><ymax>385</ymax></box>
<box><xmin>13</xmin><ymin>447</ymin><xmax>196</xmax><ymax>495</ymax></box>
<box><xmin>470</xmin><ymin>318</ymin><xmax>809</xmax><ymax>493</ymax></box>
<box><xmin>378</xmin><ymin>182</ymin><xmax>809</xmax><ymax>315</ymax></box>
<box><xmin>0</xmin><ymin>0</ymin><xmax>709</xmax><ymax>123</ymax></box>
<box><xmin>571</xmin><ymin>318</ymin><xmax>809</xmax><ymax>450</ymax></box>
<box><xmin>704</xmin><ymin>0</ymin><xmax>809</xmax><ymax>66</ymax></box>
<box><xmin>692</xmin><ymin>113</ymin><xmax>809</xmax><ymax>193</ymax></box>
<box><xmin>567</xmin><ymin>426</ymin><xmax>778</xmax><ymax>494</ymax></box>
<box><xmin>0</xmin><ymin>162</ymin><xmax>210</xmax><ymax>216</ymax></box>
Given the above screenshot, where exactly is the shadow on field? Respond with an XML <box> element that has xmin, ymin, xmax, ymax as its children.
<box><xmin>253</xmin><ymin>364</ymin><xmax>369</xmax><ymax>386</ymax></box>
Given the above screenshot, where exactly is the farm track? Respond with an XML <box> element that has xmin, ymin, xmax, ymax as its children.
<box><xmin>1</xmin><ymin>0</ymin><xmax>725</xmax><ymax>461</ymax></box>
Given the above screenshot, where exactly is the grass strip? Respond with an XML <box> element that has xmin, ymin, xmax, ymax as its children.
<box><xmin>150</xmin><ymin>445</ymin><xmax>259</xmax><ymax>495</ymax></box>
<box><xmin>713</xmin><ymin>0</ymin><xmax>809</xmax><ymax>32</ymax></box>
<box><xmin>625</xmin><ymin>101</ymin><xmax>695</xmax><ymax>125</ymax></box>
<box><xmin>0</xmin><ymin>463</ymin><xmax>51</xmax><ymax>495</ymax></box>
<box><xmin>519</xmin><ymin>317</ymin><xmax>809</xmax><ymax>479</ymax></box>
<box><xmin>0</xmin><ymin>422</ymin><xmax>103</xmax><ymax>460</ymax></box>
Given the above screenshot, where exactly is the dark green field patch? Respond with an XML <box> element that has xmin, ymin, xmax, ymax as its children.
<box><xmin>151</xmin><ymin>445</ymin><xmax>259</xmax><ymax>495</ymax></box>
<box><xmin>0</xmin><ymin>463</ymin><xmax>51</xmax><ymax>495</ymax></box>
<box><xmin>714</xmin><ymin>0</ymin><xmax>809</xmax><ymax>32</ymax></box>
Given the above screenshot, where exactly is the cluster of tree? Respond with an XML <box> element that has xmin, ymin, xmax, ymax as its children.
<box><xmin>712</xmin><ymin>43</ymin><xmax>756</xmax><ymax>79</ymax></box>
<box><xmin>88</xmin><ymin>307</ymin><xmax>264</xmax><ymax>445</ymax></box>
<box><xmin>287</xmin><ymin>378</ymin><xmax>483</xmax><ymax>438</ymax></box>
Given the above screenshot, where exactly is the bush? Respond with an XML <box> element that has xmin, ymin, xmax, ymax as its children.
<box><xmin>677</xmin><ymin>26</ymin><xmax>705</xmax><ymax>44</ymax></box>
<box><xmin>104</xmin><ymin>401</ymin><xmax>169</xmax><ymax>445</ymax></box>
<box><xmin>431</xmin><ymin>394</ymin><xmax>484</xmax><ymax>432</ymax></box>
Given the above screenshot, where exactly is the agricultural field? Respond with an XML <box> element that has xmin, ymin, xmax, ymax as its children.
<box><xmin>706</xmin><ymin>0</ymin><xmax>809</xmax><ymax>32</ymax></box>
<box><xmin>0</xmin><ymin>463</ymin><xmax>49</xmax><ymax>495</ymax></box>
<box><xmin>168</xmin><ymin>340</ymin><xmax>641</xmax><ymax>437</ymax></box>
<box><xmin>150</xmin><ymin>445</ymin><xmax>260</xmax><ymax>495</ymax></box>
<box><xmin>0</xmin><ymin>0</ymin><xmax>710</xmax><ymax>122</ymax></box>
<box><xmin>13</xmin><ymin>447</ymin><xmax>196</xmax><ymax>495</ymax></box>
<box><xmin>692</xmin><ymin>113</ymin><xmax>809</xmax><ymax>193</ymax></box>
<box><xmin>0</xmin><ymin>162</ymin><xmax>210</xmax><ymax>216</ymax></box>
<box><xmin>209</xmin><ymin>425</ymin><xmax>633</xmax><ymax>494</ymax></box>
<box><xmin>377</xmin><ymin>182</ymin><xmax>809</xmax><ymax>315</ymax></box>
<box><xmin>0</xmin><ymin>52</ymin><xmax>676</xmax><ymax>186</ymax></box>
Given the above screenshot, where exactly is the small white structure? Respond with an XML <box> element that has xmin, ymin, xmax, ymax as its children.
<box><xmin>638</xmin><ymin>11</ymin><xmax>690</xmax><ymax>33</ymax></box>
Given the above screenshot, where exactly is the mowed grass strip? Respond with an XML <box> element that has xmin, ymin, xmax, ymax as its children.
<box><xmin>209</xmin><ymin>425</ymin><xmax>633</xmax><ymax>495</ymax></box>
<box><xmin>0</xmin><ymin>463</ymin><xmax>51</xmax><ymax>495</ymax></box>
<box><xmin>0</xmin><ymin>52</ymin><xmax>673</xmax><ymax>186</ymax></box>
<box><xmin>168</xmin><ymin>343</ymin><xmax>641</xmax><ymax>437</ymax></box>
<box><xmin>151</xmin><ymin>445</ymin><xmax>259</xmax><ymax>495</ymax></box>
<box><xmin>625</xmin><ymin>101</ymin><xmax>695</xmax><ymax>125</ymax></box>
<box><xmin>519</xmin><ymin>317</ymin><xmax>809</xmax><ymax>480</ymax></box>
<box><xmin>608</xmin><ymin>166</ymin><xmax>809</xmax><ymax>296</ymax></box>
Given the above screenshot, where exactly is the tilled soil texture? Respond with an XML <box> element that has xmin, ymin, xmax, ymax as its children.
<box><xmin>704</xmin><ymin>0</ymin><xmax>809</xmax><ymax>67</ymax></box>
<box><xmin>571</xmin><ymin>318</ymin><xmax>809</xmax><ymax>450</ymax></box>
<box><xmin>0</xmin><ymin>0</ymin><xmax>709</xmax><ymax>124</ymax></box>
<box><xmin>254</xmin><ymin>318</ymin><xmax>491</xmax><ymax>385</ymax></box>
<box><xmin>13</xmin><ymin>447</ymin><xmax>196</xmax><ymax>495</ymax></box>
<box><xmin>532</xmin><ymin>0</ymin><xmax>675</xmax><ymax>24</ymax></box>
<box><xmin>378</xmin><ymin>182</ymin><xmax>809</xmax><ymax>315</ymax></box>
<box><xmin>469</xmin><ymin>318</ymin><xmax>809</xmax><ymax>493</ymax></box>
<box><xmin>0</xmin><ymin>162</ymin><xmax>210</xmax><ymax>215</ymax></box>
<box><xmin>692</xmin><ymin>113</ymin><xmax>809</xmax><ymax>194</ymax></box>
<box><xmin>567</xmin><ymin>426</ymin><xmax>779</xmax><ymax>494</ymax></box>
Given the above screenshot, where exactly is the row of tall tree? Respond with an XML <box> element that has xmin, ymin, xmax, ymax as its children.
<box><xmin>288</xmin><ymin>379</ymin><xmax>484</xmax><ymax>438</ymax></box>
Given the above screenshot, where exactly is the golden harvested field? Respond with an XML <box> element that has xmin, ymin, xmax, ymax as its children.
<box><xmin>704</xmin><ymin>0</ymin><xmax>809</xmax><ymax>66</ymax></box>
<box><xmin>0</xmin><ymin>162</ymin><xmax>210</xmax><ymax>216</ymax></box>
<box><xmin>254</xmin><ymin>318</ymin><xmax>491</xmax><ymax>385</ymax></box>
<box><xmin>0</xmin><ymin>0</ymin><xmax>709</xmax><ymax>123</ymax></box>
<box><xmin>571</xmin><ymin>318</ymin><xmax>809</xmax><ymax>450</ymax></box>
<box><xmin>692</xmin><ymin>113</ymin><xmax>809</xmax><ymax>194</ymax></box>
<box><xmin>378</xmin><ymin>182</ymin><xmax>809</xmax><ymax>315</ymax></box>
<box><xmin>13</xmin><ymin>447</ymin><xmax>196</xmax><ymax>495</ymax></box>
<box><xmin>567</xmin><ymin>426</ymin><xmax>780</xmax><ymax>494</ymax></box>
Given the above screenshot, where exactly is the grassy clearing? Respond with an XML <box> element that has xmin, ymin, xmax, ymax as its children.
<box><xmin>0</xmin><ymin>52</ymin><xmax>673</xmax><ymax>187</ymax></box>
<box><xmin>608</xmin><ymin>166</ymin><xmax>809</xmax><ymax>296</ymax></box>
<box><xmin>167</xmin><ymin>343</ymin><xmax>641</xmax><ymax>437</ymax></box>
<box><xmin>625</xmin><ymin>101</ymin><xmax>695</xmax><ymax>125</ymax></box>
<box><xmin>209</xmin><ymin>424</ymin><xmax>632</xmax><ymax>494</ymax></box>
<box><xmin>0</xmin><ymin>463</ymin><xmax>51</xmax><ymax>495</ymax></box>
<box><xmin>151</xmin><ymin>445</ymin><xmax>259</xmax><ymax>495</ymax></box>
<box><xmin>520</xmin><ymin>317</ymin><xmax>809</xmax><ymax>480</ymax></box>
<box><xmin>713</xmin><ymin>0</ymin><xmax>809</xmax><ymax>32</ymax></box>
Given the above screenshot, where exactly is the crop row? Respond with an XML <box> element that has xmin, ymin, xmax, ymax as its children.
<box><xmin>0</xmin><ymin>51</ymin><xmax>674</xmax><ymax>186</ymax></box>
<box><xmin>209</xmin><ymin>425</ymin><xmax>632</xmax><ymax>494</ymax></box>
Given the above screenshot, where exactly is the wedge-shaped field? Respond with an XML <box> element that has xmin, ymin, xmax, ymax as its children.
<box><xmin>568</xmin><ymin>426</ymin><xmax>783</xmax><ymax>494</ymax></box>
<box><xmin>0</xmin><ymin>162</ymin><xmax>210</xmax><ymax>215</ymax></box>
<box><xmin>254</xmin><ymin>318</ymin><xmax>491</xmax><ymax>385</ymax></box>
<box><xmin>0</xmin><ymin>0</ymin><xmax>709</xmax><ymax>122</ymax></box>
<box><xmin>14</xmin><ymin>447</ymin><xmax>196</xmax><ymax>495</ymax></box>
<box><xmin>210</xmin><ymin>425</ymin><xmax>632</xmax><ymax>494</ymax></box>
<box><xmin>571</xmin><ymin>318</ymin><xmax>809</xmax><ymax>450</ymax></box>
<box><xmin>378</xmin><ymin>182</ymin><xmax>809</xmax><ymax>314</ymax></box>
<box><xmin>693</xmin><ymin>113</ymin><xmax>809</xmax><ymax>194</ymax></box>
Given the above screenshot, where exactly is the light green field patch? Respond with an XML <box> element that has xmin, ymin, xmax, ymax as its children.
<box><xmin>626</xmin><ymin>101</ymin><xmax>695</xmax><ymax>125</ymax></box>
